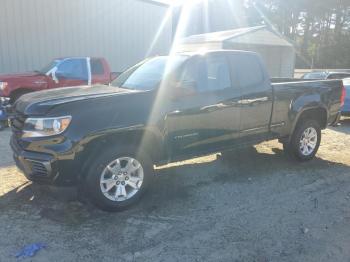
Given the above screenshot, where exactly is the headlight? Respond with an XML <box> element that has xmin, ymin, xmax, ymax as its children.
<box><xmin>22</xmin><ymin>116</ymin><xmax>72</xmax><ymax>138</ymax></box>
<box><xmin>0</xmin><ymin>82</ymin><xmax>8</xmax><ymax>91</ymax></box>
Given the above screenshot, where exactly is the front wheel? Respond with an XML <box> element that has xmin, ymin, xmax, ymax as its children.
<box><xmin>284</xmin><ymin>119</ymin><xmax>321</xmax><ymax>161</ymax></box>
<box><xmin>84</xmin><ymin>146</ymin><xmax>153</xmax><ymax>211</ymax></box>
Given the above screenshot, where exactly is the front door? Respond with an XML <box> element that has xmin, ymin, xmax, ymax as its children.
<box><xmin>165</xmin><ymin>53</ymin><xmax>241</xmax><ymax>158</ymax></box>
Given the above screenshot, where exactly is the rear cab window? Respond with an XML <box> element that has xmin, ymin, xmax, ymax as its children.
<box><xmin>231</xmin><ymin>53</ymin><xmax>265</xmax><ymax>88</ymax></box>
<box><xmin>91</xmin><ymin>59</ymin><xmax>104</xmax><ymax>75</ymax></box>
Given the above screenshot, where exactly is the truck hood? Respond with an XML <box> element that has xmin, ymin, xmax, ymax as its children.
<box><xmin>15</xmin><ymin>85</ymin><xmax>137</xmax><ymax>115</ymax></box>
<box><xmin>0</xmin><ymin>72</ymin><xmax>41</xmax><ymax>82</ymax></box>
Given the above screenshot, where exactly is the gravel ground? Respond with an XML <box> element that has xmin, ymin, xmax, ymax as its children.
<box><xmin>1</xmin><ymin>119</ymin><xmax>350</xmax><ymax>261</ymax></box>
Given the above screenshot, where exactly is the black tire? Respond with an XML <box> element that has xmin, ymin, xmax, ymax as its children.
<box><xmin>286</xmin><ymin>119</ymin><xmax>321</xmax><ymax>161</ymax></box>
<box><xmin>282</xmin><ymin>141</ymin><xmax>292</xmax><ymax>155</ymax></box>
<box><xmin>84</xmin><ymin>145</ymin><xmax>153</xmax><ymax>212</ymax></box>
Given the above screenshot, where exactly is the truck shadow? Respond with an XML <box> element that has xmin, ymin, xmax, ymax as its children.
<box><xmin>0</xmin><ymin>145</ymin><xmax>349</xmax><ymax>224</ymax></box>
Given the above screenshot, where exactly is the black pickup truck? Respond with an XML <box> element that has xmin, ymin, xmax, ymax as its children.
<box><xmin>10</xmin><ymin>50</ymin><xmax>344</xmax><ymax>211</ymax></box>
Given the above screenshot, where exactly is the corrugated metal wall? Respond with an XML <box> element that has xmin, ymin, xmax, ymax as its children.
<box><xmin>0</xmin><ymin>0</ymin><xmax>172</xmax><ymax>74</ymax></box>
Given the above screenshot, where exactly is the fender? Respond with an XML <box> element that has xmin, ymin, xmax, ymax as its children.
<box><xmin>76</xmin><ymin>124</ymin><xmax>165</xmax><ymax>177</ymax></box>
<box><xmin>289</xmin><ymin>92</ymin><xmax>329</xmax><ymax>138</ymax></box>
<box><xmin>9</xmin><ymin>87</ymin><xmax>37</xmax><ymax>102</ymax></box>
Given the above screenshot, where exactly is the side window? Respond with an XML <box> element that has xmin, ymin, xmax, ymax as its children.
<box><xmin>235</xmin><ymin>54</ymin><xmax>264</xmax><ymax>88</ymax></box>
<box><xmin>91</xmin><ymin>59</ymin><xmax>104</xmax><ymax>75</ymax></box>
<box><xmin>203</xmin><ymin>55</ymin><xmax>231</xmax><ymax>92</ymax></box>
<box><xmin>178</xmin><ymin>59</ymin><xmax>199</xmax><ymax>90</ymax></box>
<box><xmin>56</xmin><ymin>59</ymin><xmax>88</xmax><ymax>80</ymax></box>
<box><xmin>178</xmin><ymin>55</ymin><xmax>232</xmax><ymax>93</ymax></box>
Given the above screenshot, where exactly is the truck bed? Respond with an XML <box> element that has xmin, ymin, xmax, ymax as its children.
<box><xmin>270</xmin><ymin>78</ymin><xmax>343</xmax><ymax>137</ymax></box>
<box><xmin>271</xmin><ymin>77</ymin><xmax>326</xmax><ymax>83</ymax></box>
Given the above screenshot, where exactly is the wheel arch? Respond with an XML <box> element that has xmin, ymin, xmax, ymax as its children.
<box><xmin>76</xmin><ymin>128</ymin><xmax>164</xmax><ymax>180</ymax></box>
<box><xmin>291</xmin><ymin>106</ymin><xmax>328</xmax><ymax>136</ymax></box>
<box><xmin>10</xmin><ymin>88</ymin><xmax>35</xmax><ymax>102</ymax></box>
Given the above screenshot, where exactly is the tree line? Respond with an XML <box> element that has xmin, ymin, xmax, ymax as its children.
<box><xmin>245</xmin><ymin>0</ymin><xmax>350</xmax><ymax>68</ymax></box>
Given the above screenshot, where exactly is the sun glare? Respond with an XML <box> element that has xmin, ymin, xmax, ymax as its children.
<box><xmin>169</xmin><ymin>0</ymin><xmax>206</xmax><ymax>6</ymax></box>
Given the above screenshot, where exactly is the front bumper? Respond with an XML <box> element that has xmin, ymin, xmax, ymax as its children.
<box><xmin>0</xmin><ymin>108</ymin><xmax>7</xmax><ymax>121</ymax></box>
<box><xmin>0</xmin><ymin>97</ymin><xmax>9</xmax><ymax>121</ymax></box>
<box><xmin>11</xmin><ymin>136</ymin><xmax>57</xmax><ymax>184</ymax></box>
<box><xmin>10</xmin><ymin>136</ymin><xmax>78</xmax><ymax>186</ymax></box>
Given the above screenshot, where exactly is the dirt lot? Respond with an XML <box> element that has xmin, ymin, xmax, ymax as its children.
<box><xmin>1</xmin><ymin>119</ymin><xmax>350</xmax><ymax>261</ymax></box>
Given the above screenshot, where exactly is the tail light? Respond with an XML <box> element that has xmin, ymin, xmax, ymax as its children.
<box><xmin>341</xmin><ymin>82</ymin><xmax>346</xmax><ymax>107</ymax></box>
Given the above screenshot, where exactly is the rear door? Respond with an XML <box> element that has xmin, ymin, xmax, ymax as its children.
<box><xmin>233</xmin><ymin>53</ymin><xmax>273</xmax><ymax>143</ymax></box>
<box><xmin>166</xmin><ymin>53</ymin><xmax>241</xmax><ymax>157</ymax></box>
<box><xmin>51</xmin><ymin>58</ymin><xmax>89</xmax><ymax>88</ymax></box>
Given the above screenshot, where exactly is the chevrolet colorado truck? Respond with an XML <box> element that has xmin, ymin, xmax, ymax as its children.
<box><xmin>0</xmin><ymin>57</ymin><xmax>118</xmax><ymax>103</ymax></box>
<box><xmin>10</xmin><ymin>50</ymin><xmax>344</xmax><ymax>211</ymax></box>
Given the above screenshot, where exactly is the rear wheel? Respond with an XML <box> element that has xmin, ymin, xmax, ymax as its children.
<box><xmin>284</xmin><ymin>119</ymin><xmax>321</xmax><ymax>161</ymax></box>
<box><xmin>84</xmin><ymin>145</ymin><xmax>153</xmax><ymax>211</ymax></box>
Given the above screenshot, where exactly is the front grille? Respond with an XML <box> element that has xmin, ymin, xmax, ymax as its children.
<box><xmin>29</xmin><ymin>161</ymin><xmax>49</xmax><ymax>177</ymax></box>
<box><xmin>10</xmin><ymin>111</ymin><xmax>26</xmax><ymax>136</ymax></box>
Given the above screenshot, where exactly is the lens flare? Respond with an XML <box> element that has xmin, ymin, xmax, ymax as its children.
<box><xmin>139</xmin><ymin>1</ymin><xmax>209</xmax><ymax>159</ymax></box>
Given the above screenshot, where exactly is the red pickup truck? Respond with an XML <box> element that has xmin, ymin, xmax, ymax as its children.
<box><xmin>0</xmin><ymin>57</ymin><xmax>119</xmax><ymax>102</ymax></box>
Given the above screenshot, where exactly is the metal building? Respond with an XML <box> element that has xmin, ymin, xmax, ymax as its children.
<box><xmin>0</xmin><ymin>0</ymin><xmax>172</xmax><ymax>74</ymax></box>
<box><xmin>177</xmin><ymin>26</ymin><xmax>295</xmax><ymax>77</ymax></box>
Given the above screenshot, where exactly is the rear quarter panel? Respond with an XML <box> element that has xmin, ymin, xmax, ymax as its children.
<box><xmin>271</xmin><ymin>80</ymin><xmax>343</xmax><ymax>137</ymax></box>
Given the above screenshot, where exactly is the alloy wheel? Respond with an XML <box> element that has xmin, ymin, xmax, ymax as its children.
<box><xmin>299</xmin><ymin>127</ymin><xmax>318</xmax><ymax>156</ymax></box>
<box><xmin>99</xmin><ymin>157</ymin><xmax>144</xmax><ymax>202</ymax></box>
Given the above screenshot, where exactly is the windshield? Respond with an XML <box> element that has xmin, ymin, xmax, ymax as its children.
<box><xmin>38</xmin><ymin>59</ymin><xmax>62</xmax><ymax>74</ymax></box>
<box><xmin>302</xmin><ymin>72</ymin><xmax>327</xmax><ymax>79</ymax></box>
<box><xmin>111</xmin><ymin>55</ymin><xmax>188</xmax><ymax>91</ymax></box>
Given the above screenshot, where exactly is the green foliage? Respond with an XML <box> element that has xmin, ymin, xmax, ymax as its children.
<box><xmin>245</xmin><ymin>0</ymin><xmax>350</xmax><ymax>68</ymax></box>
